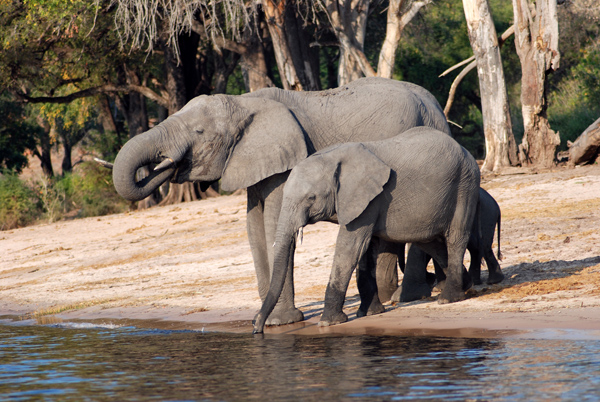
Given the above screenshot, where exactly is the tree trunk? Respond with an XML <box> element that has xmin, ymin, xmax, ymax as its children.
<box><xmin>262</xmin><ymin>0</ymin><xmax>320</xmax><ymax>91</ymax></box>
<box><xmin>568</xmin><ymin>117</ymin><xmax>600</xmax><ymax>166</ymax></box>
<box><xmin>60</xmin><ymin>132</ymin><xmax>72</xmax><ymax>174</ymax></box>
<box><xmin>97</xmin><ymin>95</ymin><xmax>121</xmax><ymax>145</ymax></box>
<box><xmin>239</xmin><ymin>21</ymin><xmax>275</xmax><ymax>92</ymax></box>
<box><xmin>377</xmin><ymin>0</ymin><xmax>432</xmax><ymax>79</ymax></box>
<box><xmin>34</xmin><ymin>116</ymin><xmax>54</xmax><ymax>178</ymax></box>
<box><xmin>323</xmin><ymin>0</ymin><xmax>374</xmax><ymax>85</ymax></box>
<box><xmin>512</xmin><ymin>0</ymin><xmax>561</xmax><ymax>167</ymax></box>
<box><xmin>462</xmin><ymin>0</ymin><xmax>518</xmax><ymax>171</ymax></box>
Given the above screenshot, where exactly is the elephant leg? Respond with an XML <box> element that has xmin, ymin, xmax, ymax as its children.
<box><xmin>397</xmin><ymin>244</ymin><xmax>433</xmax><ymax>302</ymax></box>
<box><xmin>484</xmin><ymin>248</ymin><xmax>504</xmax><ymax>284</ymax></box>
<box><xmin>374</xmin><ymin>239</ymin><xmax>401</xmax><ymax>303</ymax></box>
<box><xmin>249</xmin><ymin>175</ymin><xmax>304</xmax><ymax>326</ymax></box>
<box><xmin>356</xmin><ymin>240</ymin><xmax>385</xmax><ymax>318</ymax></box>
<box><xmin>467</xmin><ymin>235</ymin><xmax>484</xmax><ymax>286</ymax></box>
<box><xmin>320</xmin><ymin>227</ymin><xmax>373</xmax><ymax>326</ymax></box>
<box><xmin>246</xmin><ymin>191</ymin><xmax>270</xmax><ymax>301</ymax></box>
<box><xmin>436</xmin><ymin>234</ymin><xmax>470</xmax><ymax>304</ymax></box>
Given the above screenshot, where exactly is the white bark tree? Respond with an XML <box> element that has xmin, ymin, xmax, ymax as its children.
<box><xmin>512</xmin><ymin>0</ymin><xmax>561</xmax><ymax>167</ymax></box>
<box><xmin>462</xmin><ymin>0</ymin><xmax>518</xmax><ymax>171</ymax></box>
<box><xmin>321</xmin><ymin>0</ymin><xmax>432</xmax><ymax>85</ymax></box>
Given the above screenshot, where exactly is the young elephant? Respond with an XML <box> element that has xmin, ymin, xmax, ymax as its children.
<box><xmin>396</xmin><ymin>187</ymin><xmax>503</xmax><ymax>302</ymax></box>
<box><xmin>468</xmin><ymin>188</ymin><xmax>503</xmax><ymax>285</ymax></box>
<box><xmin>253</xmin><ymin>127</ymin><xmax>480</xmax><ymax>333</ymax></box>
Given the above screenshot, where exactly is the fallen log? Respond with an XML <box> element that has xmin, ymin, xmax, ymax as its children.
<box><xmin>568</xmin><ymin>117</ymin><xmax>600</xmax><ymax>166</ymax></box>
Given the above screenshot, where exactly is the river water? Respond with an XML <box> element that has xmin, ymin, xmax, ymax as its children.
<box><xmin>2</xmin><ymin>319</ymin><xmax>600</xmax><ymax>401</ymax></box>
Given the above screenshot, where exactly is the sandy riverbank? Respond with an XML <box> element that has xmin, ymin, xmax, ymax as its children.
<box><xmin>2</xmin><ymin>165</ymin><xmax>600</xmax><ymax>338</ymax></box>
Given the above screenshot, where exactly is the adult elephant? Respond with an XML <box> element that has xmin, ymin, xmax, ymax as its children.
<box><xmin>112</xmin><ymin>77</ymin><xmax>451</xmax><ymax>325</ymax></box>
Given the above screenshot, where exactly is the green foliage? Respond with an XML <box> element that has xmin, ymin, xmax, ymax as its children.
<box><xmin>0</xmin><ymin>171</ymin><xmax>40</xmax><ymax>230</ymax></box>
<box><xmin>0</xmin><ymin>162</ymin><xmax>129</xmax><ymax>230</ymax></box>
<box><xmin>66</xmin><ymin>162</ymin><xmax>130</xmax><ymax>218</ymax></box>
<box><xmin>548</xmin><ymin>38</ymin><xmax>600</xmax><ymax>150</ymax></box>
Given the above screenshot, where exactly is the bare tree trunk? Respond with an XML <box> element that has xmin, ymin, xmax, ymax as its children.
<box><xmin>191</xmin><ymin>15</ymin><xmax>274</xmax><ymax>92</ymax></box>
<box><xmin>568</xmin><ymin>117</ymin><xmax>600</xmax><ymax>166</ymax></box>
<box><xmin>462</xmin><ymin>0</ymin><xmax>518</xmax><ymax>171</ymax></box>
<box><xmin>262</xmin><ymin>0</ymin><xmax>320</xmax><ymax>91</ymax></box>
<box><xmin>512</xmin><ymin>0</ymin><xmax>560</xmax><ymax>167</ymax></box>
<box><xmin>323</xmin><ymin>0</ymin><xmax>374</xmax><ymax>85</ymax></box>
<box><xmin>377</xmin><ymin>0</ymin><xmax>432</xmax><ymax>79</ymax></box>
<box><xmin>263</xmin><ymin>0</ymin><xmax>305</xmax><ymax>90</ymax></box>
<box><xmin>34</xmin><ymin>116</ymin><xmax>54</xmax><ymax>178</ymax></box>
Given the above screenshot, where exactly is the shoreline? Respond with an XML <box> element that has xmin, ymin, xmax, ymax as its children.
<box><xmin>2</xmin><ymin>165</ymin><xmax>600</xmax><ymax>340</ymax></box>
<box><xmin>2</xmin><ymin>297</ymin><xmax>600</xmax><ymax>340</ymax></box>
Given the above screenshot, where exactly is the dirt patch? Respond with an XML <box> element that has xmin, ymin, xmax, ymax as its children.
<box><xmin>1</xmin><ymin>164</ymin><xmax>600</xmax><ymax>335</ymax></box>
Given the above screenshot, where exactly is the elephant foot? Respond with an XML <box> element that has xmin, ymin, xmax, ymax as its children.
<box><xmin>264</xmin><ymin>307</ymin><xmax>305</xmax><ymax>326</ymax></box>
<box><xmin>487</xmin><ymin>271</ymin><xmax>505</xmax><ymax>285</ymax></box>
<box><xmin>357</xmin><ymin>300</ymin><xmax>385</xmax><ymax>318</ymax></box>
<box><xmin>390</xmin><ymin>286</ymin><xmax>402</xmax><ymax>303</ymax></box>
<box><xmin>318</xmin><ymin>311</ymin><xmax>348</xmax><ymax>327</ymax></box>
<box><xmin>399</xmin><ymin>283</ymin><xmax>432</xmax><ymax>302</ymax></box>
<box><xmin>470</xmin><ymin>274</ymin><xmax>483</xmax><ymax>286</ymax></box>
<box><xmin>437</xmin><ymin>287</ymin><xmax>466</xmax><ymax>304</ymax></box>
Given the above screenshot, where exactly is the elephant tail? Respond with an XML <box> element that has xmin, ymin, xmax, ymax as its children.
<box><xmin>496</xmin><ymin>213</ymin><xmax>503</xmax><ymax>261</ymax></box>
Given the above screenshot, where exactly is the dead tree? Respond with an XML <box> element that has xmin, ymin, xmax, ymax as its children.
<box><xmin>512</xmin><ymin>0</ymin><xmax>561</xmax><ymax>167</ymax></box>
<box><xmin>462</xmin><ymin>0</ymin><xmax>518</xmax><ymax>171</ymax></box>
<box><xmin>568</xmin><ymin>117</ymin><xmax>600</xmax><ymax>166</ymax></box>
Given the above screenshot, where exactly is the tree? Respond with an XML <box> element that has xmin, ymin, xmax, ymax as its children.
<box><xmin>512</xmin><ymin>0</ymin><xmax>560</xmax><ymax>167</ymax></box>
<box><xmin>262</xmin><ymin>0</ymin><xmax>321</xmax><ymax>90</ymax></box>
<box><xmin>0</xmin><ymin>94</ymin><xmax>39</xmax><ymax>173</ymax></box>
<box><xmin>461</xmin><ymin>0</ymin><xmax>518</xmax><ymax>171</ymax></box>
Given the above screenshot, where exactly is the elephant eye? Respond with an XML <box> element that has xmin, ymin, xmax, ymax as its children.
<box><xmin>195</xmin><ymin>129</ymin><xmax>205</xmax><ymax>135</ymax></box>
<box><xmin>307</xmin><ymin>194</ymin><xmax>317</xmax><ymax>202</ymax></box>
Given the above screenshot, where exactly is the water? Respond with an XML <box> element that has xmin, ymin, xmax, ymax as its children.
<box><xmin>2</xmin><ymin>320</ymin><xmax>600</xmax><ymax>401</ymax></box>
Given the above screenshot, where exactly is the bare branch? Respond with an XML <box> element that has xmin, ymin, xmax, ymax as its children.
<box><xmin>443</xmin><ymin>59</ymin><xmax>476</xmax><ymax>117</ymax></box>
<box><xmin>15</xmin><ymin>84</ymin><xmax>169</xmax><ymax>108</ymax></box>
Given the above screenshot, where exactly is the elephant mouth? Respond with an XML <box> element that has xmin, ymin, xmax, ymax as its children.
<box><xmin>170</xmin><ymin>159</ymin><xmax>192</xmax><ymax>183</ymax></box>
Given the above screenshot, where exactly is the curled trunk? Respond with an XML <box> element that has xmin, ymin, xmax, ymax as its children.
<box><xmin>112</xmin><ymin>124</ymin><xmax>188</xmax><ymax>201</ymax></box>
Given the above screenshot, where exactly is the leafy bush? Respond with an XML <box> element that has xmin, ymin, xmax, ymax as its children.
<box><xmin>549</xmin><ymin>45</ymin><xmax>600</xmax><ymax>150</ymax></box>
<box><xmin>0</xmin><ymin>172</ymin><xmax>41</xmax><ymax>230</ymax></box>
<box><xmin>0</xmin><ymin>163</ymin><xmax>129</xmax><ymax>230</ymax></box>
<box><xmin>66</xmin><ymin>162</ymin><xmax>130</xmax><ymax>218</ymax></box>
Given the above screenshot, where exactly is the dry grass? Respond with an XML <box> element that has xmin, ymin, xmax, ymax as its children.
<box><xmin>476</xmin><ymin>264</ymin><xmax>600</xmax><ymax>300</ymax></box>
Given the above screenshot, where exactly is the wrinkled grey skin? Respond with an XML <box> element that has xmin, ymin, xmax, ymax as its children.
<box><xmin>394</xmin><ymin>188</ymin><xmax>503</xmax><ymax>303</ymax></box>
<box><xmin>253</xmin><ymin>128</ymin><xmax>480</xmax><ymax>333</ymax></box>
<box><xmin>112</xmin><ymin>77</ymin><xmax>450</xmax><ymax>326</ymax></box>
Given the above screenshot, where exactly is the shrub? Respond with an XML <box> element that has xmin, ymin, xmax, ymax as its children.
<box><xmin>66</xmin><ymin>162</ymin><xmax>129</xmax><ymax>218</ymax></box>
<box><xmin>0</xmin><ymin>171</ymin><xmax>41</xmax><ymax>230</ymax></box>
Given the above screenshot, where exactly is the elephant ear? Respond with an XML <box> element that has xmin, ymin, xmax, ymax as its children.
<box><xmin>220</xmin><ymin>97</ymin><xmax>308</xmax><ymax>191</ymax></box>
<box><xmin>334</xmin><ymin>143</ymin><xmax>392</xmax><ymax>226</ymax></box>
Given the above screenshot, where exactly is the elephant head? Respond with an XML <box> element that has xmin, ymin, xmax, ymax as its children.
<box><xmin>112</xmin><ymin>95</ymin><xmax>309</xmax><ymax>201</ymax></box>
<box><xmin>253</xmin><ymin>144</ymin><xmax>391</xmax><ymax>333</ymax></box>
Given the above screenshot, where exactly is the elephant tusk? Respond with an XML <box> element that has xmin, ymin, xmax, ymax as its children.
<box><xmin>298</xmin><ymin>227</ymin><xmax>303</xmax><ymax>245</ymax></box>
<box><xmin>94</xmin><ymin>157</ymin><xmax>114</xmax><ymax>169</ymax></box>
<box><xmin>154</xmin><ymin>157</ymin><xmax>175</xmax><ymax>171</ymax></box>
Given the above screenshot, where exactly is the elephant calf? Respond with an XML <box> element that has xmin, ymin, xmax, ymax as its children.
<box><xmin>396</xmin><ymin>187</ymin><xmax>504</xmax><ymax>302</ymax></box>
<box><xmin>253</xmin><ymin>127</ymin><xmax>480</xmax><ymax>333</ymax></box>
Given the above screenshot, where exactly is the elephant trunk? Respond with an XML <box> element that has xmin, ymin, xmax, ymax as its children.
<box><xmin>253</xmin><ymin>208</ymin><xmax>302</xmax><ymax>334</ymax></box>
<box><xmin>112</xmin><ymin>121</ymin><xmax>190</xmax><ymax>201</ymax></box>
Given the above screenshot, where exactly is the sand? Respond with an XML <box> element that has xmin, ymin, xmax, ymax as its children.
<box><xmin>1</xmin><ymin>164</ymin><xmax>600</xmax><ymax>338</ymax></box>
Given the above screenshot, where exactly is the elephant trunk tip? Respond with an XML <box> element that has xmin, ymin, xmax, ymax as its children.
<box><xmin>253</xmin><ymin>313</ymin><xmax>266</xmax><ymax>334</ymax></box>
